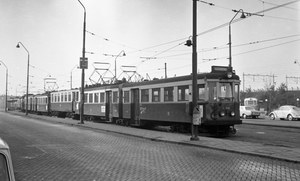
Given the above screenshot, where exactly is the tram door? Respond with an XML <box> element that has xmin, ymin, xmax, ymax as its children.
<box><xmin>105</xmin><ymin>91</ymin><xmax>113</xmax><ymax>122</ymax></box>
<box><xmin>131</xmin><ymin>89</ymin><xmax>140</xmax><ymax>125</ymax></box>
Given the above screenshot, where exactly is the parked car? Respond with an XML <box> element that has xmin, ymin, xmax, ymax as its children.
<box><xmin>0</xmin><ymin>137</ymin><xmax>15</xmax><ymax>181</ymax></box>
<box><xmin>240</xmin><ymin>106</ymin><xmax>261</xmax><ymax>119</ymax></box>
<box><xmin>269</xmin><ymin>105</ymin><xmax>300</xmax><ymax>121</ymax></box>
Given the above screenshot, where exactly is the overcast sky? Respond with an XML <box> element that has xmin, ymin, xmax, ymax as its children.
<box><xmin>0</xmin><ymin>0</ymin><xmax>299</xmax><ymax>96</ymax></box>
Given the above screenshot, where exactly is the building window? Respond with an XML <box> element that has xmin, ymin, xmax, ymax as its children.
<box><xmin>178</xmin><ymin>86</ymin><xmax>189</xmax><ymax>101</ymax></box>
<box><xmin>113</xmin><ymin>91</ymin><xmax>118</xmax><ymax>103</ymax></box>
<box><xmin>124</xmin><ymin>91</ymin><xmax>130</xmax><ymax>103</ymax></box>
<box><xmin>141</xmin><ymin>89</ymin><xmax>149</xmax><ymax>102</ymax></box>
<box><xmin>152</xmin><ymin>88</ymin><xmax>160</xmax><ymax>102</ymax></box>
<box><xmin>164</xmin><ymin>87</ymin><xmax>174</xmax><ymax>102</ymax></box>
<box><xmin>100</xmin><ymin>92</ymin><xmax>105</xmax><ymax>103</ymax></box>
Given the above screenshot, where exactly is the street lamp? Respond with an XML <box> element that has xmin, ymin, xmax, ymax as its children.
<box><xmin>78</xmin><ymin>0</ymin><xmax>87</xmax><ymax>124</ymax></box>
<box><xmin>0</xmin><ymin>61</ymin><xmax>8</xmax><ymax>112</ymax></box>
<box><xmin>103</xmin><ymin>50</ymin><xmax>126</xmax><ymax>82</ymax></box>
<box><xmin>16</xmin><ymin>42</ymin><xmax>30</xmax><ymax>115</ymax></box>
<box><xmin>228</xmin><ymin>9</ymin><xmax>246</xmax><ymax>69</ymax></box>
<box><xmin>70</xmin><ymin>65</ymin><xmax>78</xmax><ymax>89</ymax></box>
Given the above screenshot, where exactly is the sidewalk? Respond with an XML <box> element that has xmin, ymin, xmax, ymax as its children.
<box><xmin>5</xmin><ymin>111</ymin><xmax>300</xmax><ymax>163</ymax></box>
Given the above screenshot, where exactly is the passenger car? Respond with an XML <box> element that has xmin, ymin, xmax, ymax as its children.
<box><xmin>269</xmin><ymin>105</ymin><xmax>300</xmax><ymax>121</ymax></box>
<box><xmin>0</xmin><ymin>137</ymin><xmax>15</xmax><ymax>181</ymax></box>
<box><xmin>240</xmin><ymin>106</ymin><xmax>260</xmax><ymax>119</ymax></box>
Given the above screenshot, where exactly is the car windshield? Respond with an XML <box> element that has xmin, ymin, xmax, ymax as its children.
<box><xmin>245</xmin><ymin>107</ymin><xmax>255</xmax><ymax>110</ymax></box>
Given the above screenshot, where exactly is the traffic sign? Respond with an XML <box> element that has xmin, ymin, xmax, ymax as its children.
<box><xmin>79</xmin><ymin>57</ymin><xmax>88</xmax><ymax>69</ymax></box>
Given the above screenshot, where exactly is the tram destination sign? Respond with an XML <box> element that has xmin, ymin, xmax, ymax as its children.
<box><xmin>211</xmin><ymin>66</ymin><xmax>228</xmax><ymax>73</ymax></box>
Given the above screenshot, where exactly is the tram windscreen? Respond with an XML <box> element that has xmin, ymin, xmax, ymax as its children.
<box><xmin>218</xmin><ymin>82</ymin><xmax>233</xmax><ymax>101</ymax></box>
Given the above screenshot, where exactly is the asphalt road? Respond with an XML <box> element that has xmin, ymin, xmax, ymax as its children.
<box><xmin>1</xmin><ymin>112</ymin><xmax>300</xmax><ymax>180</ymax></box>
<box><xmin>229</xmin><ymin>123</ymin><xmax>300</xmax><ymax>148</ymax></box>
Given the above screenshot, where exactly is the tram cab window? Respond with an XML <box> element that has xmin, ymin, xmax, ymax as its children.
<box><xmin>234</xmin><ymin>84</ymin><xmax>239</xmax><ymax>102</ymax></box>
<box><xmin>198</xmin><ymin>84</ymin><xmax>206</xmax><ymax>101</ymax></box>
<box><xmin>0</xmin><ymin>154</ymin><xmax>9</xmax><ymax>181</ymax></box>
<box><xmin>207</xmin><ymin>82</ymin><xmax>217</xmax><ymax>101</ymax></box>
<box><xmin>217</xmin><ymin>82</ymin><xmax>233</xmax><ymax>101</ymax></box>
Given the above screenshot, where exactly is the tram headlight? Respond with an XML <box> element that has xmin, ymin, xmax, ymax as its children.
<box><xmin>230</xmin><ymin>111</ymin><xmax>235</xmax><ymax>117</ymax></box>
<box><xmin>219</xmin><ymin>111</ymin><xmax>225</xmax><ymax>117</ymax></box>
<box><xmin>227</xmin><ymin>72</ymin><xmax>233</xmax><ymax>78</ymax></box>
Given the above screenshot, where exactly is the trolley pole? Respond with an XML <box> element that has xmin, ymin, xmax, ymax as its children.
<box><xmin>191</xmin><ymin>0</ymin><xmax>199</xmax><ymax>141</ymax></box>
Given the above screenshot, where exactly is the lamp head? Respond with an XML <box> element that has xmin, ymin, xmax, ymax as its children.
<box><xmin>122</xmin><ymin>52</ymin><xmax>126</xmax><ymax>56</ymax></box>
<box><xmin>240</xmin><ymin>12</ymin><xmax>246</xmax><ymax>19</ymax></box>
<box><xmin>16</xmin><ymin>43</ymin><xmax>20</xmax><ymax>48</ymax></box>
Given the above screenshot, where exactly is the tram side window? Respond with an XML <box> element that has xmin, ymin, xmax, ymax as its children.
<box><xmin>58</xmin><ymin>93</ymin><xmax>60</xmax><ymax>102</ymax></box>
<box><xmin>94</xmin><ymin>93</ymin><xmax>99</xmax><ymax>103</ymax></box>
<box><xmin>100</xmin><ymin>93</ymin><xmax>105</xmax><ymax>103</ymax></box>
<box><xmin>141</xmin><ymin>89</ymin><xmax>149</xmax><ymax>102</ymax></box>
<box><xmin>178</xmin><ymin>86</ymin><xmax>189</xmax><ymax>101</ymax></box>
<box><xmin>64</xmin><ymin>93</ymin><xmax>67</xmax><ymax>102</ymax></box>
<box><xmin>152</xmin><ymin>88</ymin><xmax>160</xmax><ymax>102</ymax></box>
<box><xmin>84</xmin><ymin>93</ymin><xmax>88</xmax><ymax>103</ymax></box>
<box><xmin>0</xmin><ymin>154</ymin><xmax>9</xmax><ymax>181</ymax></box>
<box><xmin>164</xmin><ymin>87</ymin><xmax>174</xmax><ymax>102</ymax></box>
<box><xmin>124</xmin><ymin>91</ymin><xmax>130</xmax><ymax>103</ymax></box>
<box><xmin>198</xmin><ymin>84</ymin><xmax>206</xmax><ymax>100</ymax></box>
<box><xmin>68</xmin><ymin>92</ymin><xmax>71</xmax><ymax>102</ymax></box>
<box><xmin>113</xmin><ymin>91</ymin><xmax>118</xmax><ymax>103</ymax></box>
<box><xmin>75</xmin><ymin>92</ymin><xmax>79</xmax><ymax>102</ymax></box>
<box><xmin>89</xmin><ymin>93</ymin><xmax>93</xmax><ymax>103</ymax></box>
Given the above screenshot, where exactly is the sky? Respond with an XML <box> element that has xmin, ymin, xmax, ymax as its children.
<box><xmin>0</xmin><ymin>0</ymin><xmax>299</xmax><ymax>96</ymax></box>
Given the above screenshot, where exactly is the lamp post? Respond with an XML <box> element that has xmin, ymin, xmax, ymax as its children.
<box><xmin>158</xmin><ymin>63</ymin><xmax>167</xmax><ymax>79</ymax></box>
<box><xmin>228</xmin><ymin>9</ymin><xmax>246</xmax><ymax>69</ymax></box>
<box><xmin>78</xmin><ymin>0</ymin><xmax>87</xmax><ymax>124</ymax></box>
<box><xmin>70</xmin><ymin>65</ymin><xmax>78</xmax><ymax>89</ymax></box>
<box><xmin>103</xmin><ymin>50</ymin><xmax>126</xmax><ymax>82</ymax></box>
<box><xmin>16</xmin><ymin>42</ymin><xmax>30</xmax><ymax>115</ymax></box>
<box><xmin>0</xmin><ymin>61</ymin><xmax>8</xmax><ymax>112</ymax></box>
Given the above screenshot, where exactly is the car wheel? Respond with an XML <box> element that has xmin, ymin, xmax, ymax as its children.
<box><xmin>287</xmin><ymin>114</ymin><xmax>293</xmax><ymax>121</ymax></box>
<box><xmin>242</xmin><ymin>114</ymin><xmax>247</xmax><ymax>119</ymax></box>
<box><xmin>270</xmin><ymin>113</ymin><xmax>275</xmax><ymax>120</ymax></box>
